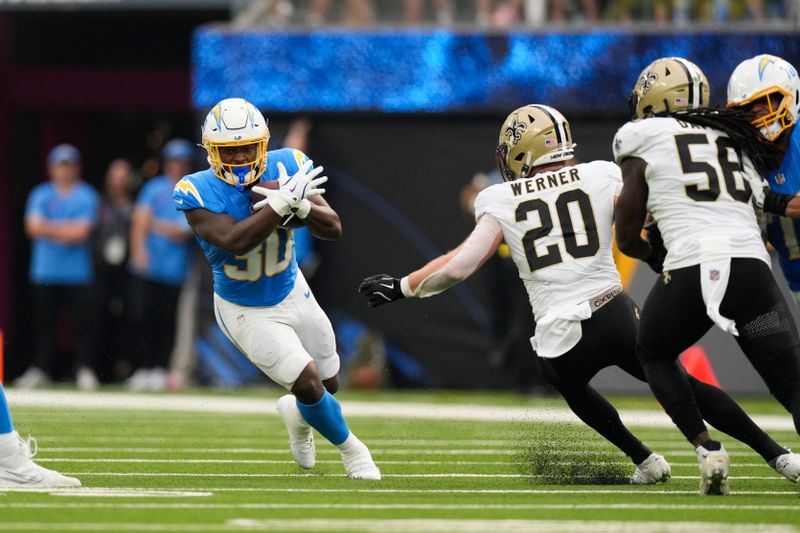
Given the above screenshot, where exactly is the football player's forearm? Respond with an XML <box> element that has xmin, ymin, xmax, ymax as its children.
<box><xmin>303</xmin><ymin>204</ymin><xmax>341</xmax><ymax>240</ymax></box>
<box><xmin>407</xmin><ymin>248</ymin><xmax>461</xmax><ymax>293</ymax></box>
<box><xmin>222</xmin><ymin>209</ymin><xmax>284</xmax><ymax>255</ymax></box>
<box><xmin>763</xmin><ymin>189</ymin><xmax>800</xmax><ymax>219</ymax></box>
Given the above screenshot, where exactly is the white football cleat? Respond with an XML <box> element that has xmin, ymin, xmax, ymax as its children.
<box><xmin>630</xmin><ymin>453</ymin><xmax>671</xmax><ymax>485</ymax></box>
<box><xmin>696</xmin><ymin>444</ymin><xmax>729</xmax><ymax>495</ymax></box>
<box><xmin>771</xmin><ymin>452</ymin><xmax>800</xmax><ymax>483</ymax></box>
<box><xmin>76</xmin><ymin>367</ymin><xmax>99</xmax><ymax>391</ymax></box>
<box><xmin>339</xmin><ymin>434</ymin><xmax>381</xmax><ymax>480</ymax></box>
<box><xmin>276</xmin><ymin>395</ymin><xmax>315</xmax><ymax>469</ymax></box>
<box><xmin>0</xmin><ymin>432</ymin><xmax>81</xmax><ymax>488</ymax></box>
<box><xmin>13</xmin><ymin>367</ymin><xmax>51</xmax><ymax>389</ymax></box>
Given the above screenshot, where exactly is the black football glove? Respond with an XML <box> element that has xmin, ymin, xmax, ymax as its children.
<box><xmin>643</xmin><ymin>224</ymin><xmax>667</xmax><ymax>274</ymax></box>
<box><xmin>359</xmin><ymin>274</ymin><xmax>405</xmax><ymax>307</ymax></box>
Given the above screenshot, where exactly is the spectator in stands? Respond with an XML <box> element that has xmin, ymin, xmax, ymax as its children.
<box><xmin>128</xmin><ymin>139</ymin><xmax>195</xmax><ymax>391</ymax></box>
<box><xmin>93</xmin><ymin>159</ymin><xmax>136</xmax><ymax>383</ymax></box>
<box><xmin>232</xmin><ymin>0</ymin><xmax>294</xmax><ymax>28</ymax></box>
<box><xmin>307</xmin><ymin>0</ymin><xmax>376</xmax><ymax>26</ymax></box>
<box><xmin>404</xmin><ymin>0</ymin><xmax>454</xmax><ymax>25</ymax></box>
<box><xmin>16</xmin><ymin>144</ymin><xmax>100</xmax><ymax>390</ymax></box>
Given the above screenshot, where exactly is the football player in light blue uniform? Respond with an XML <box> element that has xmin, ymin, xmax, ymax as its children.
<box><xmin>728</xmin><ymin>55</ymin><xmax>800</xmax><ymax>306</ymax></box>
<box><xmin>173</xmin><ymin>98</ymin><xmax>379</xmax><ymax>480</ymax></box>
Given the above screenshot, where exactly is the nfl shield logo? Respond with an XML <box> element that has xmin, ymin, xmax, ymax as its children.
<box><xmin>710</xmin><ymin>270</ymin><xmax>720</xmax><ymax>281</ymax></box>
<box><xmin>776</xmin><ymin>172</ymin><xmax>786</xmax><ymax>185</ymax></box>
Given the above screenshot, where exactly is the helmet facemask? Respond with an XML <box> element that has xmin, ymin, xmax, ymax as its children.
<box><xmin>204</xmin><ymin>135</ymin><xmax>269</xmax><ymax>189</ymax></box>
<box><xmin>744</xmin><ymin>87</ymin><xmax>795</xmax><ymax>141</ymax></box>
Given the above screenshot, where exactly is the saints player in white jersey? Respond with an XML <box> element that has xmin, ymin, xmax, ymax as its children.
<box><xmin>359</xmin><ymin>103</ymin><xmax>794</xmax><ymax>485</ymax></box>
<box><xmin>615</xmin><ymin>57</ymin><xmax>800</xmax><ymax>495</ymax></box>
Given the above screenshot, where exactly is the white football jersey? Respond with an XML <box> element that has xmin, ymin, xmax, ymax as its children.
<box><xmin>474</xmin><ymin>161</ymin><xmax>622</xmax><ymax>321</ymax></box>
<box><xmin>613</xmin><ymin>117</ymin><xmax>769</xmax><ymax>270</ymax></box>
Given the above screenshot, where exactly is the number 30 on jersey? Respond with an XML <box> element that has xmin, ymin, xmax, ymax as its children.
<box><xmin>224</xmin><ymin>229</ymin><xmax>293</xmax><ymax>281</ymax></box>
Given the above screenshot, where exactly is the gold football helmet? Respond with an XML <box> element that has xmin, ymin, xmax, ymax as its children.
<box><xmin>629</xmin><ymin>57</ymin><xmax>710</xmax><ymax>119</ymax></box>
<box><xmin>496</xmin><ymin>104</ymin><xmax>576</xmax><ymax>182</ymax></box>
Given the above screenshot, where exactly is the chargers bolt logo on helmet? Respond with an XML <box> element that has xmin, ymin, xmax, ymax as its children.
<box><xmin>201</xmin><ymin>98</ymin><xmax>270</xmax><ymax>189</ymax></box>
<box><xmin>496</xmin><ymin>104</ymin><xmax>576</xmax><ymax>182</ymax></box>
<box><xmin>727</xmin><ymin>54</ymin><xmax>800</xmax><ymax>142</ymax></box>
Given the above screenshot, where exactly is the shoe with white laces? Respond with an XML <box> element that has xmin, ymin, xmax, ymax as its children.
<box><xmin>696</xmin><ymin>443</ymin><xmax>729</xmax><ymax>495</ymax></box>
<box><xmin>770</xmin><ymin>452</ymin><xmax>800</xmax><ymax>483</ymax></box>
<box><xmin>339</xmin><ymin>433</ymin><xmax>381</xmax><ymax>480</ymax></box>
<box><xmin>630</xmin><ymin>453</ymin><xmax>671</xmax><ymax>485</ymax></box>
<box><xmin>13</xmin><ymin>367</ymin><xmax>51</xmax><ymax>389</ymax></box>
<box><xmin>76</xmin><ymin>367</ymin><xmax>99</xmax><ymax>391</ymax></box>
<box><xmin>276</xmin><ymin>395</ymin><xmax>315</xmax><ymax>469</ymax></box>
<box><xmin>0</xmin><ymin>432</ymin><xmax>81</xmax><ymax>487</ymax></box>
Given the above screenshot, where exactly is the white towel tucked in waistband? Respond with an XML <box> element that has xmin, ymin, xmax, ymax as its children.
<box><xmin>700</xmin><ymin>258</ymin><xmax>738</xmax><ymax>336</ymax></box>
<box><xmin>531</xmin><ymin>301</ymin><xmax>592</xmax><ymax>359</ymax></box>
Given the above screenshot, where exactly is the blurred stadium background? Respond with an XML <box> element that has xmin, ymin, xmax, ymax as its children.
<box><xmin>1</xmin><ymin>0</ymin><xmax>800</xmax><ymax>396</ymax></box>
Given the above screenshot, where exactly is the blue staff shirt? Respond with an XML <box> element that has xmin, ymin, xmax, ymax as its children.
<box><xmin>25</xmin><ymin>181</ymin><xmax>99</xmax><ymax>284</ymax></box>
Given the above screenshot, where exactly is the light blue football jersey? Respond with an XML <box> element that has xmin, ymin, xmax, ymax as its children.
<box><xmin>173</xmin><ymin>148</ymin><xmax>309</xmax><ymax>306</ymax></box>
<box><xmin>765</xmin><ymin>128</ymin><xmax>800</xmax><ymax>291</ymax></box>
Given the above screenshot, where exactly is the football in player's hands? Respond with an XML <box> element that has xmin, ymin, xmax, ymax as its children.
<box><xmin>359</xmin><ymin>274</ymin><xmax>405</xmax><ymax>307</ymax></box>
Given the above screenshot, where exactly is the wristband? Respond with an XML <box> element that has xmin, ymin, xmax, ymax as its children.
<box><xmin>400</xmin><ymin>276</ymin><xmax>414</xmax><ymax>297</ymax></box>
<box><xmin>763</xmin><ymin>190</ymin><xmax>791</xmax><ymax>216</ymax></box>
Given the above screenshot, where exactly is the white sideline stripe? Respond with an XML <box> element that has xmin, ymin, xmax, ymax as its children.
<box><xmin>0</xmin><ymin>521</ymin><xmax>792</xmax><ymax>533</ymax></box>
<box><xmin>3</xmin><ymin>502</ymin><xmax>800</xmax><ymax>511</ymax></box>
<box><xmin>7</xmin><ymin>389</ymin><xmax>795</xmax><ymax>430</ymax></box>
<box><xmin>59</xmin><ymin>472</ymin><xmax>787</xmax><ymax>480</ymax></box>
<box><xmin>33</xmin><ymin>458</ymin><xmax>778</xmax><ymax>468</ymax></box>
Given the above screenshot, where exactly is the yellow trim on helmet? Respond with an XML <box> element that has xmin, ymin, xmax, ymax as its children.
<box><xmin>203</xmin><ymin>131</ymin><xmax>270</xmax><ymax>187</ymax></box>
<box><xmin>727</xmin><ymin>85</ymin><xmax>795</xmax><ymax>141</ymax></box>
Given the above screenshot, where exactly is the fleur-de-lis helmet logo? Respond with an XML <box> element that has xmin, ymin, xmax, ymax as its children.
<box><xmin>639</xmin><ymin>70</ymin><xmax>658</xmax><ymax>95</ymax></box>
<box><xmin>504</xmin><ymin>116</ymin><xmax>527</xmax><ymax>145</ymax></box>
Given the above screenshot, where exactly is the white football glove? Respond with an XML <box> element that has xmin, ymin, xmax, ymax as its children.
<box><xmin>251</xmin><ymin>160</ymin><xmax>328</xmax><ymax>220</ymax></box>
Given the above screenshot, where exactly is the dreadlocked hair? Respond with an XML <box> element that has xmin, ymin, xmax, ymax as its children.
<box><xmin>656</xmin><ymin>106</ymin><xmax>785</xmax><ymax>173</ymax></box>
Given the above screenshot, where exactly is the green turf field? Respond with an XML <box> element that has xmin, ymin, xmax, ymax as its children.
<box><xmin>1</xmin><ymin>389</ymin><xmax>799</xmax><ymax>532</ymax></box>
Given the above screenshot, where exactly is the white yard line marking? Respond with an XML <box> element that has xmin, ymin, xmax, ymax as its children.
<box><xmin>39</xmin><ymin>447</ymin><xmax>710</xmax><ymax>457</ymax></box>
<box><xmin>0</xmin><ymin>521</ymin><xmax>793</xmax><ymax>533</ymax></box>
<box><xmin>2</xmin><ymin>502</ymin><xmax>799</xmax><ymax>511</ymax></box>
<box><xmin>57</xmin><ymin>472</ymin><xmax>788</xmax><ymax>480</ymax></box>
<box><xmin>7</xmin><ymin>389</ymin><xmax>795</xmax><ymax>430</ymax></box>
<box><xmin>226</xmin><ymin>519</ymin><xmax>796</xmax><ymax>533</ymax></box>
<box><xmin>32</xmin><ymin>458</ymin><xmax>778</xmax><ymax>468</ymax></box>
<box><xmin>7</xmin><ymin>486</ymin><xmax>795</xmax><ymax>496</ymax></box>
<box><xmin>0</xmin><ymin>488</ymin><xmax>212</xmax><ymax>497</ymax></box>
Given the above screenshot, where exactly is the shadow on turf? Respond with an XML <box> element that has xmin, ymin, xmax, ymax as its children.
<box><xmin>513</xmin><ymin>423</ymin><xmax>630</xmax><ymax>485</ymax></box>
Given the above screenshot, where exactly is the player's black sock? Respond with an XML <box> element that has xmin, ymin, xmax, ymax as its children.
<box><xmin>641</xmin><ymin>356</ymin><xmax>709</xmax><ymax>443</ymax></box>
<box><xmin>689</xmin><ymin>377</ymin><xmax>787</xmax><ymax>462</ymax></box>
<box><xmin>698</xmin><ymin>439</ymin><xmax>721</xmax><ymax>451</ymax></box>
<box><xmin>559</xmin><ymin>384</ymin><xmax>652</xmax><ymax>465</ymax></box>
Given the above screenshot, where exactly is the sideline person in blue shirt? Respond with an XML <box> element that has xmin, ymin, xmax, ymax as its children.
<box><xmin>16</xmin><ymin>144</ymin><xmax>100</xmax><ymax>389</ymax></box>
<box><xmin>128</xmin><ymin>139</ymin><xmax>194</xmax><ymax>391</ymax></box>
